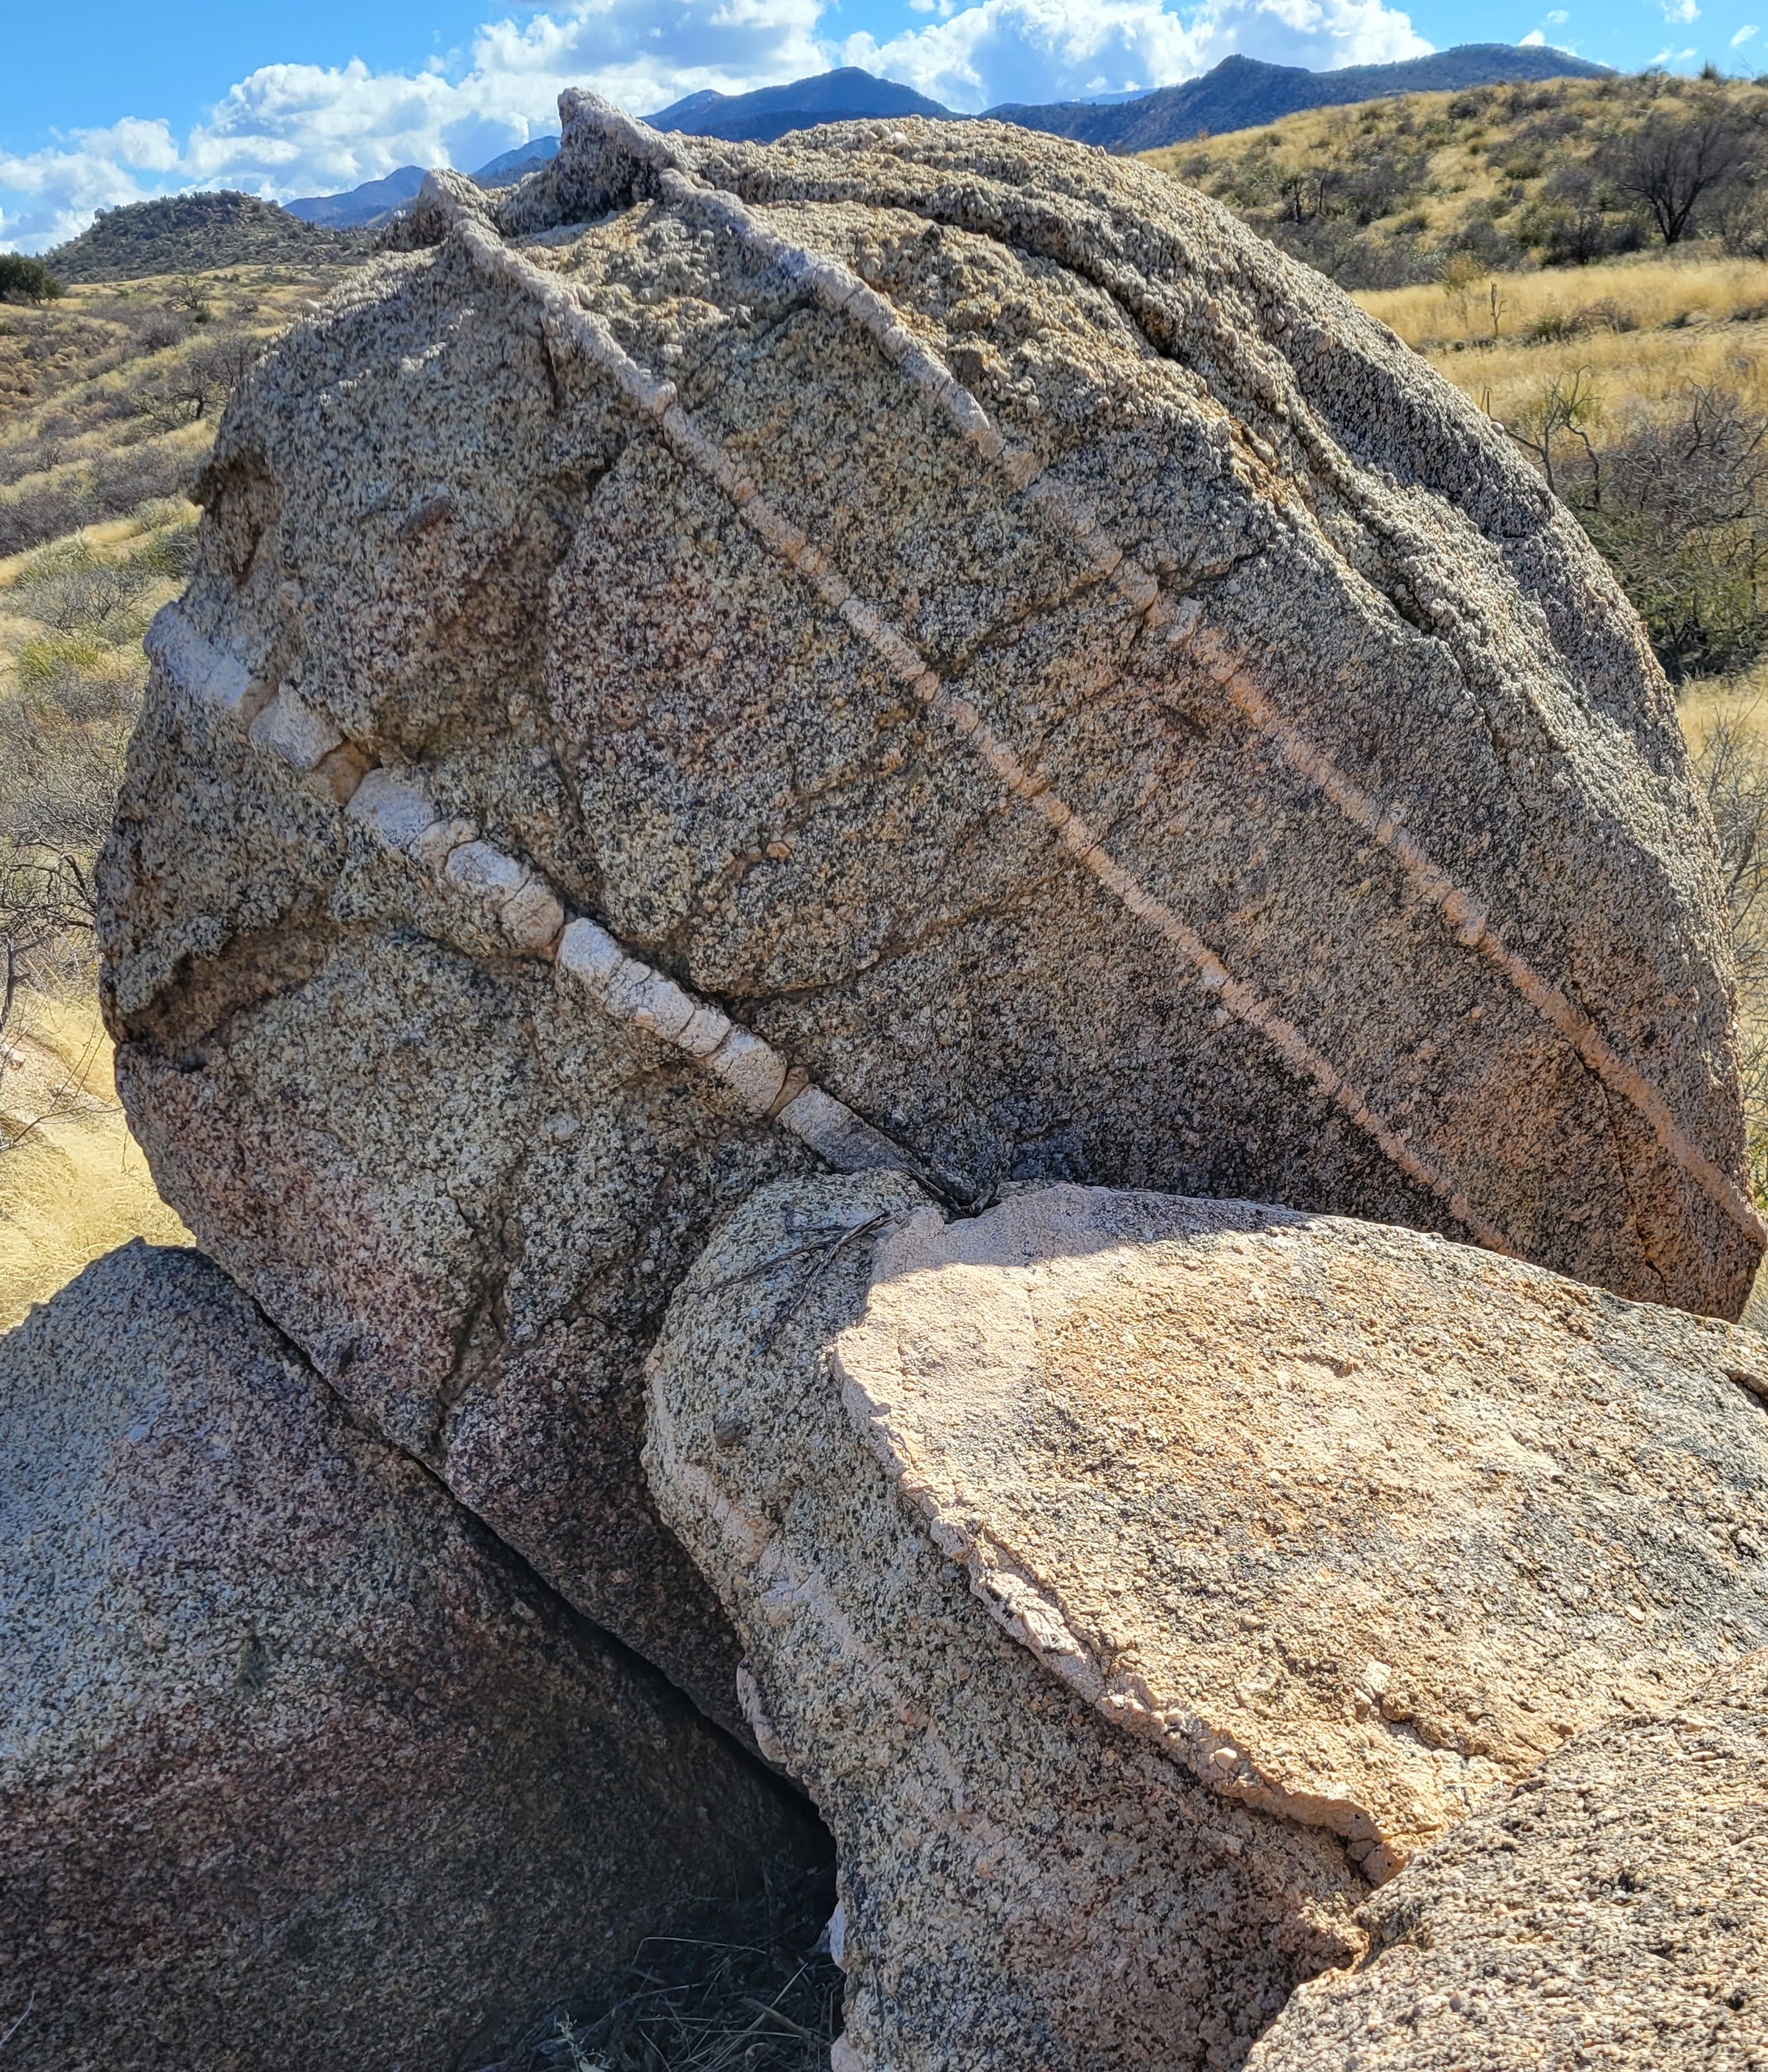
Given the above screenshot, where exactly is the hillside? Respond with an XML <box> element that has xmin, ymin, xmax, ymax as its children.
<box><xmin>286</xmin><ymin>164</ymin><xmax>427</xmax><ymax>228</ymax></box>
<box><xmin>992</xmin><ymin>43</ymin><xmax>1609</xmax><ymax>153</ymax></box>
<box><xmin>0</xmin><ymin>259</ymin><xmax>359</xmax><ymax>1314</ymax></box>
<box><xmin>1147</xmin><ymin>69</ymin><xmax>1768</xmax><ymax>289</ymax></box>
<box><xmin>42</xmin><ymin>192</ymin><xmax>368</xmax><ymax>284</ymax></box>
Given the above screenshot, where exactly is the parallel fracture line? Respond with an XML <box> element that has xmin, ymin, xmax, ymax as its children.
<box><xmin>143</xmin><ymin>599</ymin><xmax>918</xmax><ymax>1186</ymax></box>
<box><xmin>578</xmin><ymin>100</ymin><xmax>1761</xmax><ymax>1249</ymax></box>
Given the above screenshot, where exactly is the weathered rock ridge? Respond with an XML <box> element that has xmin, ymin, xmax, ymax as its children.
<box><xmin>0</xmin><ymin>1243</ymin><xmax>824</xmax><ymax>2072</ymax></box>
<box><xmin>645</xmin><ymin>1176</ymin><xmax>1768</xmax><ymax>2067</ymax></box>
<box><xmin>1250</xmin><ymin>1650</ymin><xmax>1768</xmax><ymax>2071</ymax></box>
<box><xmin>832</xmin><ymin>1183</ymin><xmax>1768</xmax><ymax>1879</ymax></box>
<box><xmin>100</xmin><ymin>94</ymin><xmax>1756</xmax><ymax>1713</ymax></box>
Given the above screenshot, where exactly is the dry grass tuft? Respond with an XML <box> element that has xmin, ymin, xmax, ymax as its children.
<box><xmin>1356</xmin><ymin>253</ymin><xmax>1768</xmax><ymax>425</ymax></box>
<box><xmin>481</xmin><ymin>1879</ymin><xmax>843</xmax><ymax>2072</ymax></box>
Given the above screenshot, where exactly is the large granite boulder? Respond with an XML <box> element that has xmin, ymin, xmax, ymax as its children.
<box><xmin>1249</xmin><ymin>1649</ymin><xmax>1768</xmax><ymax>2071</ymax></box>
<box><xmin>100</xmin><ymin>94</ymin><xmax>1756</xmax><ymax>1714</ymax></box>
<box><xmin>0</xmin><ymin>1242</ymin><xmax>825</xmax><ymax>2072</ymax></box>
<box><xmin>645</xmin><ymin>1172</ymin><xmax>1371</xmax><ymax>2072</ymax></box>
<box><xmin>645</xmin><ymin>1176</ymin><xmax>1768</xmax><ymax>2068</ymax></box>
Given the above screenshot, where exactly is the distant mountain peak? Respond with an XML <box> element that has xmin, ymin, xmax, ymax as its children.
<box><xmin>646</xmin><ymin>66</ymin><xmax>952</xmax><ymax>141</ymax></box>
<box><xmin>269</xmin><ymin>45</ymin><xmax>1616</xmax><ymax>233</ymax></box>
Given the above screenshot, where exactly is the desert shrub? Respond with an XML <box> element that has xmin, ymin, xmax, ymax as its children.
<box><xmin>0</xmin><ymin>479</ymin><xmax>91</xmax><ymax>555</ymax></box>
<box><xmin>13</xmin><ymin>539</ymin><xmax>161</xmax><ymax>634</ymax></box>
<box><xmin>0</xmin><ymin>523</ymin><xmax>160</xmax><ymax>1052</ymax></box>
<box><xmin>131</xmin><ymin>515</ymin><xmax>200</xmax><ymax>578</ymax></box>
<box><xmin>1598</xmin><ymin>108</ymin><xmax>1756</xmax><ymax>244</ymax></box>
<box><xmin>1264</xmin><ymin>216</ymin><xmax>1436</xmax><ymax>290</ymax></box>
<box><xmin>1525</xmin><ymin>309</ymin><xmax>1582</xmax><ymax>343</ymax></box>
<box><xmin>0</xmin><ymin>688</ymin><xmax>131</xmax><ymax>1063</ymax></box>
<box><xmin>0</xmin><ymin>256</ymin><xmax>63</xmax><ymax>304</ymax></box>
<box><xmin>136</xmin><ymin>328</ymin><xmax>262</xmax><ymax>429</ymax></box>
<box><xmin>1694</xmin><ymin>708</ymin><xmax>1768</xmax><ymax>989</ymax></box>
<box><xmin>1571</xmin><ymin>384</ymin><xmax>1768</xmax><ymax>680</ymax></box>
<box><xmin>0</xmin><ymin>440</ymin><xmax>191</xmax><ymax>556</ymax></box>
<box><xmin>1340</xmin><ymin>150</ymin><xmax>1432</xmax><ymax>226</ymax></box>
<box><xmin>1437</xmin><ymin>211</ymin><xmax>1526</xmax><ymax>271</ymax></box>
<box><xmin>1689</xmin><ymin>711</ymin><xmax>1768</xmax><ymax>1199</ymax></box>
<box><xmin>1713</xmin><ymin>175</ymin><xmax>1768</xmax><ymax>259</ymax></box>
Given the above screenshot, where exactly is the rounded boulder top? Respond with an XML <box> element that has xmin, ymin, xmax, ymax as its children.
<box><xmin>99</xmin><ymin>94</ymin><xmax>1760</xmax><ymax>1691</ymax></box>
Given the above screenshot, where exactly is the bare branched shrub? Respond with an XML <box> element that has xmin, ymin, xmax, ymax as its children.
<box><xmin>1693</xmin><ymin>708</ymin><xmax>1768</xmax><ymax>990</ymax></box>
<box><xmin>136</xmin><ymin>328</ymin><xmax>263</xmax><ymax>430</ymax></box>
<box><xmin>0</xmin><ymin>441</ymin><xmax>191</xmax><ymax>557</ymax></box>
<box><xmin>1600</xmin><ymin>108</ymin><xmax>1755</xmax><ymax>244</ymax></box>
<box><xmin>1556</xmin><ymin>383</ymin><xmax>1768</xmax><ymax>680</ymax></box>
<box><xmin>1501</xmin><ymin>366</ymin><xmax>1602</xmax><ymax>499</ymax></box>
<box><xmin>13</xmin><ymin>539</ymin><xmax>161</xmax><ymax>633</ymax></box>
<box><xmin>0</xmin><ymin>514</ymin><xmax>182</xmax><ymax>1136</ymax></box>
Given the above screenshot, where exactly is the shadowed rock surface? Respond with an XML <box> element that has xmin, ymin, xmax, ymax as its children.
<box><xmin>834</xmin><ymin>1183</ymin><xmax>1768</xmax><ymax>1881</ymax></box>
<box><xmin>645</xmin><ymin>1172</ymin><xmax>1372</xmax><ymax>2072</ymax></box>
<box><xmin>100</xmin><ymin>97</ymin><xmax>1756</xmax><ymax>1718</ymax></box>
<box><xmin>0</xmin><ymin>1242</ymin><xmax>826</xmax><ymax>2072</ymax></box>
<box><xmin>1248</xmin><ymin>1650</ymin><xmax>1768</xmax><ymax>2071</ymax></box>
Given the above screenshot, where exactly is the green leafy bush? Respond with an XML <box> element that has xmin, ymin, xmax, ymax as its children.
<box><xmin>0</xmin><ymin>255</ymin><xmax>63</xmax><ymax>304</ymax></box>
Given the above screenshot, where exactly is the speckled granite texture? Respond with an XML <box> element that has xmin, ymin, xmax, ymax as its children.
<box><xmin>1250</xmin><ymin>1649</ymin><xmax>1768</xmax><ymax>2071</ymax></box>
<box><xmin>647</xmin><ymin>1176</ymin><xmax>1768</xmax><ymax>2069</ymax></box>
<box><xmin>0</xmin><ymin>1242</ymin><xmax>824</xmax><ymax>2072</ymax></box>
<box><xmin>99</xmin><ymin>94</ymin><xmax>1757</xmax><ymax>1722</ymax></box>
<box><xmin>831</xmin><ymin>1183</ymin><xmax>1768</xmax><ymax>1883</ymax></box>
<box><xmin>645</xmin><ymin>1173</ymin><xmax>1370</xmax><ymax>2072</ymax></box>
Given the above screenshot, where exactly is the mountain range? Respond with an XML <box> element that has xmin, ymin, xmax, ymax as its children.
<box><xmin>272</xmin><ymin>44</ymin><xmax>1604</xmax><ymax>230</ymax></box>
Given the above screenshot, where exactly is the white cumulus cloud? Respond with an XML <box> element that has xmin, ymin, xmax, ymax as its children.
<box><xmin>1734</xmin><ymin>20</ymin><xmax>1760</xmax><ymax>41</ymax></box>
<box><xmin>1660</xmin><ymin>0</ymin><xmax>1699</xmax><ymax>21</ymax></box>
<box><xmin>1519</xmin><ymin>28</ymin><xmax>1546</xmax><ymax>43</ymax></box>
<box><xmin>0</xmin><ymin>0</ymin><xmax>1427</xmax><ymax>251</ymax></box>
<box><xmin>842</xmin><ymin>0</ymin><xmax>1427</xmax><ymax>112</ymax></box>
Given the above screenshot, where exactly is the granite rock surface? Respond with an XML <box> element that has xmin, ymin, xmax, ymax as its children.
<box><xmin>100</xmin><ymin>93</ymin><xmax>1757</xmax><ymax>1715</ymax></box>
<box><xmin>0</xmin><ymin>1242</ymin><xmax>825</xmax><ymax>2072</ymax></box>
<box><xmin>1248</xmin><ymin>1650</ymin><xmax>1768</xmax><ymax>2071</ymax></box>
<box><xmin>645</xmin><ymin>1172</ymin><xmax>1373</xmax><ymax>2072</ymax></box>
<box><xmin>835</xmin><ymin>1183</ymin><xmax>1768</xmax><ymax>1880</ymax></box>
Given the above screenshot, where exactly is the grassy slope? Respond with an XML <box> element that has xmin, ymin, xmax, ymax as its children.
<box><xmin>43</xmin><ymin>191</ymin><xmax>369</xmax><ymax>284</ymax></box>
<box><xmin>0</xmin><ymin>262</ymin><xmax>353</xmax><ymax>1320</ymax></box>
<box><xmin>1144</xmin><ymin>71</ymin><xmax>1768</xmax><ymax>288</ymax></box>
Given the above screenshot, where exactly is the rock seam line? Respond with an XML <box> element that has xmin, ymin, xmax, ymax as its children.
<box><xmin>567</xmin><ymin>94</ymin><xmax>1761</xmax><ymax>1253</ymax></box>
<box><xmin>142</xmin><ymin>603</ymin><xmax>923</xmax><ymax>1186</ymax></box>
<box><xmin>432</xmin><ymin>174</ymin><xmax>1513</xmax><ymax>1254</ymax></box>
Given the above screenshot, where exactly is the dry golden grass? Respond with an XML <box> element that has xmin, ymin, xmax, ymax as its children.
<box><xmin>1355</xmin><ymin>254</ymin><xmax>1768</xmax><ymax>423</ymax></box>
<box><xmin>1362</xmin><ymin>250</ymin><xmax>1768</xmax><ymax>348</ymax></box>
<box><xmin>0</xmin><ymin>1113</ymin><xmax>191</xmax><ymax>1331</ymax></box>
<box><xmin>1681</xmin><ymin>668</ymin><xmax>1768</xmax><ymax>756</ymax></box>
<box><xmin>0</xmin><ymin>994</ymin><xmax>189</xmax><ymax>1329</ymax></box>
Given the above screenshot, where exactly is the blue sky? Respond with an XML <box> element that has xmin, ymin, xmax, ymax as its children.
<box><xmin>3</xmin><ymin>0</ymin><xmax>1762</xmax><ymax>251</ymax></box>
